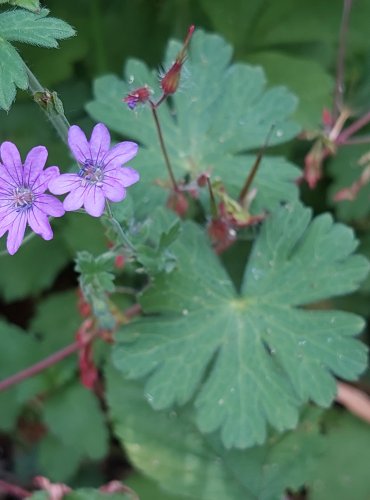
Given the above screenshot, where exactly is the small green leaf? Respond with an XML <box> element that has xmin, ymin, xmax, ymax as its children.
<box><xmin>0</xmin><ymin>37</ymin><xmax>28</xmax><ymax>110</ymax></box>
<box><xmin>0</xmin><ymin>8</ymin><xmax>75</xmax><ymax>48</ymax></box>
<box><xmin>106</xmin><ymin>366</ymin><xmax>324</xmax><ymax>500</ymax></box>
<box><xmin>113</xmin><ymin>203</ymin><xmax>369</xmax><ymax>448</ymax></box>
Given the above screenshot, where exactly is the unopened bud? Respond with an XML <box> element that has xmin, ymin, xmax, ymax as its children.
<box><xmin>160</xmin><ymin>25</ymin><xmax>195</xmax><ymax>96</ymax></box>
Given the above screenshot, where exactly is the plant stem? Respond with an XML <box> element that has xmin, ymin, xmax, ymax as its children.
<box><xmin>333</xmin><ymin>0</ymin><xmax>353</xmax><ymax>121</ymax></box>
<box><xmin>105</xmin><ymin>202</ymin><xmax>136</xmax><ymax>251</ymax></box>
<box><xmin>0</xmin><ymin>304</ymin><xmax>141</xmax><ymax>393</ymax></box>
<box><xmin>25</xmin><ymin>64</ymin><xmax>70</xmax><ymax>144</ymax></box>
<box><xmin>0</xmin><ymin>341</ymin><xmax>82</xmax><ymax>393</ymax></box>
<box><xmin>336</xmin><ymin>109</ymin><xmax>370</xmax><ymax>144</ymax></box>
<box><xmin>149</xmin><ymin>100</ymin><xmax>178</xmax><ymax>191</ymax></box>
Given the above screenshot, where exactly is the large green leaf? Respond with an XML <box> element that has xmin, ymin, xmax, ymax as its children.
<box><xmin>113</xmin><ymin>203</ymin><xmax>369</xmax><ymax>448</ymax></box>
<box><xmin>87</xmin><ymin>30</ymin><xmax>301</xmax><ymax>219</ymax></box>
<box><xmin>247</xmin><ymin>51</ymin><xmax>333</xmax><ymax>130</ymax></box>
<box><xmin>106</xmin><ymin>365</ymin><xmax>324</xmax><ymax>500</ymax></box>
<box><xmin>308</xmin><ymin>410</ymin><xmax>370</xmax><ymax>500</ymax></box>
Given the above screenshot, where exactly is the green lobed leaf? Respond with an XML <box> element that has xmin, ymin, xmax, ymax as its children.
<box><xmin>0</xmin><ymin>233</ymin><xmax>69</xmax><ymax>302</ymax></box>
<box><xmin>38</xmin><ymin>434</ymin><xmax>84</xmax><ymax>482</ymax></box>
<box><xmin>0</xmin><ymin>37</ymin><xmax>28</xmax><ymax>110</ymax></box>
<box><xmin>247</xmin><ymin>51</ymin><xmax>333</xmax><ymax>130</ymax></box>
<box><xmin>42</xmin><ymin>383</ymin><xmax>109</xmax><ymax>461</ymax></box>
<box><xmin>0</xmin><ymin>319</ymin><xmax>40</xmax><ymax>430</ymax></box>
<box><xmin>308</xmin><ymin>410</ymin><xmax>370</xmax><ymax>500</ymax></box>
<box><xmin>113</xmin><ymin>203</ymin><xmax>369</xmax><ymax>448</ymax></box>
<box><xmin>87</xmin><ymin>30</ymin><xmax>301</xmax><ymax>219</ymax></box>
<box><xmin>106</xmin><ymin>365</ymin><xmax>324</xmax><ymax>500</ymax></box>
<box><xmin>0</xmin><ymin>8</ymin><xmax>75</xmax><ymax>47</ymax></box>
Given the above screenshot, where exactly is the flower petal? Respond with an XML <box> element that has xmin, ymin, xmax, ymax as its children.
<box><xmin>89</xmin><ymin>123</ymin><xmax>111</xmax><ymax>164</ymax></box>
<box><xmin>103</xmin><ymin>142</ymin><xmax>138</xmax><ymax>170</ymax></box>
<box><xmin>63</xmin><ymin>186</ymin><xmax>86</xmax><ymax>212</ymax></box>
<box><xmin>113</xmin><ymin>166</ymin><xmax>140</xmax><ymax>187</ymax></box>
<box><xmin>102</xmin><ymin>176</ymin><xmax>126</xmax><ymax>202</ymax></box>
<box><xmin>0</xmin><ymin>142</ymin><xmax>23</xmax><ymax>185</ymax></box>
<box><xmin>24</xmin><ymin>146</ymin><xmax>48</xmax><ymax>186</ymax></box>
<box><xmin>36</xmin><ymin>194</ymin><xmax>65</xmax><ymax>217</ymax></box>
<box><xmin>33</xmin><ymin>166</ymin><xmax>61</xmax><ymax>193</ymax></box>
<box><xmin>83</xmin><ymin>185</ymin><xmax>106</xmax><ymax>217</ymax></box>
<box><xmin>28</xmin><ymin>206</ymin><xmax>53</xmax><ymax>240</ymax></box>
<box><xmin>1</xmin><ymin>208</ymin><xmax>20</xmax><ymax>228</ymax></box>
<box><xmin>0</xmin><ymin>225</ymin><xmax>8</xmax><ymax>238</ymax></box>
<box><xmin>48</xmin><ymin>173</ymin><xmax>81</xmax><ymax>195</ymax></box>
<box><xmin>0</xmin><ymin>162</ymin><xmax>19</xmax><ymax>189</ymax></box>
<box><xmin>68</xmin><ymin>125</ymin><xmax>91</xmax><ymax>164</ymax></box>
<box><xmin>6</xmin><ymin>212</ymin><xmax>27</xmax><ymax>255</ymax></box>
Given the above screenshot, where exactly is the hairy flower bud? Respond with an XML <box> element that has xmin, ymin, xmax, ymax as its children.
<box><xmin>123</xmin><ymin>85</ymin><xmax>151</xmax><ymax>110</ymax></box>
<box><xmin>160</xmin><ymin>25</ymin><xmax>194</xmax><ymax>96</ymax></box>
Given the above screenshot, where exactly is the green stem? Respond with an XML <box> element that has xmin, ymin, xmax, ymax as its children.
<box><xmin>150</xmin><ymin>100</ymin><xmax>178</xmax><ymax>191</ymax></box>
<box><xmin>25</xmin><ymin>64</ymin><xmax>70</xmax><ymax>144</ymax></box>
<box><xmin>105</xmin><ymin>202</ymin><xmax>136</xmax><ymax>252</ymax></box>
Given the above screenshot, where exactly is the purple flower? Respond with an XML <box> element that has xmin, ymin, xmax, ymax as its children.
<box><xmin>49</xmin><ymin>123</ymin><xmax>140</xmax><ymax>217</ymax></box>
<box><xmin>0</xmin><ymin>142</ymin><xmax>65</xmax><ymax>255</ymax></box>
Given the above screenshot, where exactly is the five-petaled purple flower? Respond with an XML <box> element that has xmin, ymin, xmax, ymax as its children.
<box><xmin>0</xmin><ymin>142</ymin><xmax>65</xmax><ymax>255</ymax></box>
<box><xmin>48</xmin><ymin>123</ymin><xmax>140</xmax><ymax>217</ymax></box>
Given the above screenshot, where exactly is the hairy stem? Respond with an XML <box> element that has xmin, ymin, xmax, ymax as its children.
<box><xmin>25</xmin><ymin>64</ymin><xmax>70</xmax><ymax>144</ymax></box>
<box><xmin>105</xmin><ymin>202</ymin><xmax>136</xmax><ymax>252</ymax></box>
<box><xmin>150</xmin><ymin>101</ymin><xmax>178</xmax><ymax>191</ymax></box>
<box><xmin>333</xmin><ymin>0</ymin><xmax>353</xmax><ymax>121</ymax></box>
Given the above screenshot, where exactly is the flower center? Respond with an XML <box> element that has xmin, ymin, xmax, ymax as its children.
<box><xmin>13</xmin><ymin>186</ymin><xmax>34</xmax><ymax>211</ymax></box>
<box><xmin>78</xmin><ymin>159</ymin><xmax>104</xmax><ymax>185</ymax></box>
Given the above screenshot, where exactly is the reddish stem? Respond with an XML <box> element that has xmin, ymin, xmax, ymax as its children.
<box><xmin>0</xmin><ymin>304</ymin><xmax>142</xmax><ymax>393</ymax></box>
<box><xmin>149</xmin><ymin>100</ymin><xmax>179</xmax><ymax>191</ymax></box>
<box><xmin>0</xmin><ymin>479</ymin><xmax>31</xmax><ymax>498</ymax></box>
<box><xmin>336</xmin><ymin>109</ymin><xmax>370</xmax><ymax>144</ymax></box>
<box><xmin>0</xmin><ymin>341</ymin><xmax>83</xmax><ymax>393</ymax></box>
